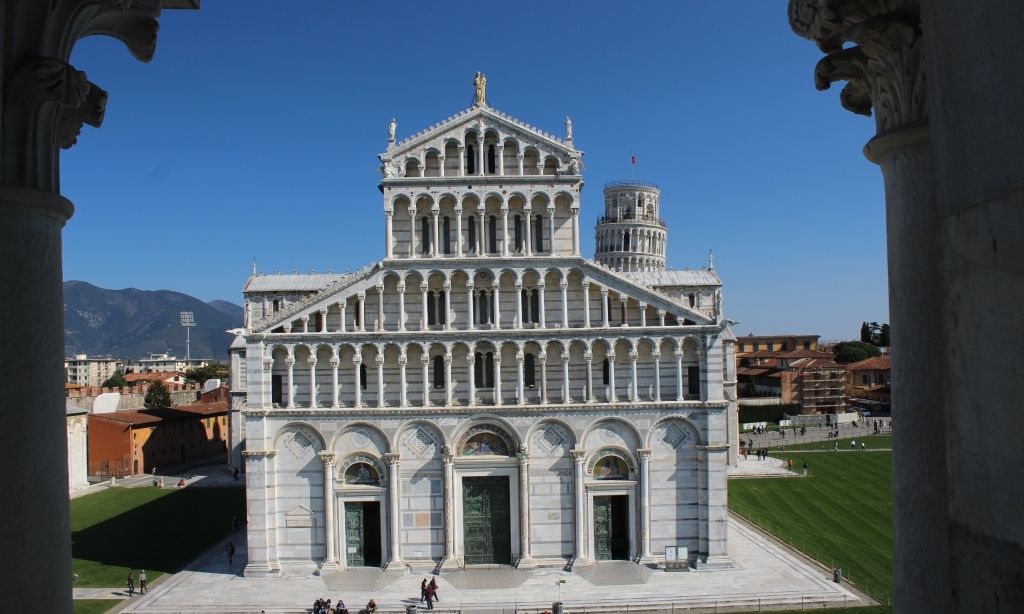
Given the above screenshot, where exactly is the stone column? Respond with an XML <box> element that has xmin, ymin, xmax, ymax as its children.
<box><xmin>320</xmin><ymin>452</ymin><xmax>338</xmax><ymax>569</ymax></box>
<box><xmin>572</xmin><ymin>448</ymin><xmax>587</xmax><ymax>562</ymax></box>
<box><xmin>585</xmin><ymin>352</ymin><xmax>595</xmax><ymax>403</ymax></box>
<box><xmin>560</xmin><ymin>281</ymin><xmax>569</xmax><ymax>327</ymax></box>
<box><xmin>421</xmin><ymin>355</ymin><xmax>430</xmax><ymax>407</ymax></box>
<box><xmin>547</xmin><ymin>206</ymin><xmax>555</xmax><ymax>254</ymax></box>
<box><xmin>517</xmin><ymin>152</ymin><xmax>524</xmax><ymax>175</ymax></box>
<box><xmin>385</xmin><ymin>453</ymin><xmax>403</xmax><ymax>565</ymax></box>
<box><xmin>443</xmin><ymin>282</ymin><xmax>452</xmax><ymax>330</ymax></box>
<box><xmin>539</xmin><ymin>355</ymin><xmax>548</xmax><ymax>404</ymax></box>
<box><xmin>493</xmin><ymin>284</ymin><xmax>502</xmax><ymax>329</ymax></box>
<box><xmin>352</xmin><ymin>356</ymin><xmax>362</xmax><ymax>408</ymax></box>
<box><xmin>639</xmin><ymin>303</ymin><xmax>647</xmax><ymax>327</ymax></box>
<box><xmin>319</xmin><ymin>309</ymin><xmax>328</xmax><ymax>333</ymax></box>
<box><xmin>444</xmin><ymin>352</ymin><xmax>453</xmax><ymax>406</ymax></box>
<box><xmin>438</xmin><ymin>155</ymin><xmax>446</xmax><ymax>178</ymax></box>
<box><xmin>653</xmin><ymin>351</ymin><xmax>661</xmax><ymax>402</ymax></box>
<box><xmin>331</xmin><ymin>357</ymin><xmax>340</xmax><ymax>408</ymax></box>
<box><xmin>537</xmin><ymin>283</ymin><xmax>547</xmax><ymax>328</ymax></box>
<box><xmin>431</xmin><ymin>207</ymin><xmax>440</xmax><ymax>257</ymax></box>
<box><xmin>410</xmin><ymin>205</ymin><xmax>417</xmax><ymax>257</ymax></box>
<box><xmin>442</xmin><ymin>447</ymin><xmax>456</xmax><ymax>565</ymax></box>
<box><xmin>518</xmin><ymin>446</ymin><xmax>536</xmax><ymax>567</ymax></box>
<box><xmin>562</xmin><ymin>353</ymin><xmax>571</xmax><ymax>404</ymax></box>
<box><xmin>339</xmin><ymin>302</ymin><xmax>347</xmax><ymax>333</ymax></box>
<box><xmin>658</xmin><ymin>310</ymin><xmax>666</xmax><ymax>327</ymax></box>
<box><xmin>619</xmin><ymin>297</ymin><xmax>628</xmax><ymax>327</ymax></box>
<box><xmin>398</xmin><ymin>353</ymin><xmax>408</xmax><ymax>407</ymax></box>
<box><xmin>384</xmin><ymin>210</ymin><xmax>393</xmax><ymax>258</ymax></box>
<box><xmin>638</xmin><ymin>449</ymin><xmax>653</xmax><ymax>562</ymax></box>
<box><xmin>377</xmin><ymin>285</ymin><xmax>385</xmax><ymax>331</ymax></box>
<box><xmin>467</xmin><ymin>354</ymin><xmax>476</xmax><ymax>405</ymax></box>
<box><xmin>516</xmin><ymin>351</ymin><xmax>525</xmax><ymax>405</ymax></box>
<box><xmin>629</xmin><ymin>351</ymin><xmax>638</xmax><ymax>402</ymax></box>
<box><xmin>466</xmin><ymin>282</ymin><xmax>475</xmax><ymax>330</ymax></box>
<box><xmin>515</xmin><ymin>282</ymin><xmax>524</xmax><ymax>329</ymax></box>
<box><xmin>571</xmin><ymin>208</ymin><xmax>581</xmax><ymax>255</ymax></box>
<box><xmin>501</xmin><ymin>206</ymin><xmax>509</xmax><ymax>256</ymax></box>
<box><xmin>357</xmin><ymin>292</ymin><xmax>366</xmax><ymax>332</ymax></box>
<box><xmin>494</xmin><ymin>355</ymin><xmax>503</xmax><ymax>406</ymax></box>
<box><xmin>285</xmin><ymin>357</ymin><xmax>296</xmax><ymax>408</ymax></box>
<box><xmin>477</xmin><ymin>135</ymin><xmax>485</xmax><ymax>176</ymax></box>
<box><xmin>600</xmin><ymin>288</ymin><xmax>610</xmax><ymax>327</ymax></box>
<box><xmin>420</xmin><ymin>283</ymin><xmax>429</xmax><ymax>331</ymax></box>
<box><xmin>496</xmin><ymin>144</ymin><xmax>505</xmax><ymax>176</ymax></box>
<box><xmin>458</xmin><ymin>145</ymin><xmax>466</xmax><ymax>176</ymax></box>
<box><xmin>397</xmin><ymin>283</ymin><xmax>406</xmax><ymax>331</ymax></box>
<box><xmin>675</xmin><ymin>350</ymin><xmax>684</xmax><ymax>401</ymax></box>
<box><xmin>524</xmin><ymin>206</ymin><xmax>532</xmax><ymax>255</ymax></box>
<box><xmin>301</xmin><ymin>315</ymin><xmax>309</xmax><ymax>333</ymax></box>
<box><xmin>582</xmin><ymin>281</ymin><xmax>592</xmax><ymax>328</ymax></box>
<box><xmin>455</xmin><ymin>207</ymin><xmax>463</xmax><ymax>256</ymax></box>
<box><xmin>308</xmin><ymin>357</ymin><xmax>318</xmax><ymax>409</ymax></box>
<box><xmin>376</xmin><ymin>355</ymin><xmax>385</xmax><ymax>408</ymax></box>
<box><xmin>607</xmin><ymin>352</ymin><xmax>617</xmax><ymax>402</ymax></box>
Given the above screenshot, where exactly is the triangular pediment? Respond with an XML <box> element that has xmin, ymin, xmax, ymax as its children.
<box><xmin>380</xmin><ymin>105</ymin><xmax>578</xmax><ymax>163</ymax></box>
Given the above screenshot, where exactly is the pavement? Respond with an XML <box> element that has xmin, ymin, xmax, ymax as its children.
<box><xmin>113</xmin><ymin>516</ymin><xmax>862</xmax><ymax>614</ymax></box>
<box><xmin>727</xmin><ymin>456</ymin><xmax>796</xmax><ymax>478</ymax></box>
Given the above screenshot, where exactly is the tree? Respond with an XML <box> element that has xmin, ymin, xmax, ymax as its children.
<box><xmin>860</xmin><ymin>322</ymin><xmax>872</xmax><ymax>344</ymax></box>
<box><xmin>144</xmin><ymin>380</ymin><xmax>172</xmax><ymax>409</ymax></box>
<box><xmin>879</xmin><ymin>323</ymin><xmax>891</xmax><ymax>347</ymax></box>
<box><xmin>101</xmin><ymin>370</ymin><xmax>128</xmax><ymax>388</ymax></box>
<box><xmin>184</xmin><ymin>363</ymin><xmax>225</xmax><ymax>385</ymax></box>
<box><xmin>833</xmin><ymin>340</ymin><xmax>883</xmax><ymax>363</ymax></box>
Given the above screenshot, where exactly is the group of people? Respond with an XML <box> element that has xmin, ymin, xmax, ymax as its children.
<box><xmin>740</xmin><ymin>442</ymin><xmax>772</xmax><ymax>461</ymax></box>
<box><xmin>125</xmin><ymin>569</ymin><xmax>147</xmax><ymax>597</ymax></box>
<box><xmin>310</xmin><ymin>596</ymin><xmax>361</xmax><ymax>613</ymax></box>
<box><xmin>420</xmin><ymin>577</ymin><xmax>440</xmax><ymax>609</ymax></box>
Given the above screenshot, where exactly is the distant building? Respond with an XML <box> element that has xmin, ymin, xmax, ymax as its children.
<box><xmin>64</xmin><ymin>354</ymin><xmax>123</xmax><ymax>387</ymax></box>
<box><xmin>87</xmin><ymin>400</ymin><xmax>228</xmax><ymax>476</ymax></box>
<box><xmin>736</xmin><ymin>349</ymin><xmax>849</xmax><ymax>414</ymax></box>
<box><xmin>126</xmin><ymin>353</ymin><xmax>210</xmax><ymax>374</ymax></box>
<box><xmin>124</xmin><ymin>371</ymin><xmax>188</xmax><ymax>385</ymax></box>
<box><xmin>735</xmin><ymin>334</ymin><xmax>819</xmax><ymax>354</ymax></box>
<box><xmin>847</xmin><ymin>356</ymin><xmax>891</xmax><ymax>411</ymax></box>
<box><xmin>66</xmin><ymin>403</ymin><xmax>89</xmax><ymax>493</ymax></box>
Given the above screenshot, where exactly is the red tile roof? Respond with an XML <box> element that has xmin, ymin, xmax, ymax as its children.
<box><xmin>849</xmin><ymin>356</ymin><xmax>891</xmax><ymax>370</ymax></box>
<box><xmin>88</xmin><ymin>401</ymin><xmax>227</xmax><ymax>427</ymax></box>
<box><xmin>124</xmin><ymin>371</ymin><xmax>187</xmax><ymax>383</ymax></box>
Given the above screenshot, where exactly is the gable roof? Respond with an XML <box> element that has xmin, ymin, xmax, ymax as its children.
<box><xmin>625</xmin><ymin>269</ymin><xmax>721</xmax><ymax>287</ymax></box>
<box><xmin>849</xmin><ymin>356</ymin><xmax>891</xmax><ymax>370</ymax></box>
<box><xmin>244</xmin><ymin>272</ymin><xmax>353</xmax><ymax>293</ymax></box>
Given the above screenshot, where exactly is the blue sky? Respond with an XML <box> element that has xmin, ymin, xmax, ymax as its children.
<box><xmin>62</xmin><ymin>1</ymin><xmax>886</xmax><ymax>340</ymax></box>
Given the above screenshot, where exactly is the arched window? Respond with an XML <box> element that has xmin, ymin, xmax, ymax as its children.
<box><xmin>467</xmin><ymin>216</ymin><xmax>477</xmax><ymax>252</ymax></box>
<box><xmin>530</xmin><ymin>289</ymin><xmax>540</xmax><ymax>324</ymax></box>
<box><xmin>475</xmin><ymin>351</ymin><xmax>495</xmax><ymax>387</ymax></box>
<box><xmin>477</xmin><ymin>291</ymin><xmax>490</xmax><ymax>324</ymax></box>
<box><xmin>427</xmin><ymin>290</ymin><xmax>437</xmax><ymax>325</ymax></box>
<box><xmin>442</xmin><ymin>216</ymin><xmax>451</xmax><ymax>254</ymax></box>
<box><xmin>487</xmin><ymin>144</ymin><xmax>496</xmax><ymax>174</ymax></box>
<box><xmin>474</xmin><ymin>352</ymin><xmax>484</xmax><ymax>387</ymax></box>
<box><xmin>534</xmin><ymin>215</ymin><xmax>544</xmax><ymax>252</ymax></box>
<box><xmin>485</xmin><ymin>352</ymin><xmax>495</xmax><ymax>387</ymax></box>
<box><xmin>466</xmin><ymin>143</ymin><xmax>476</xmax><ymax>175</ymax></box>
<box><xmin>438</xmin><ymin>290</ymin><xmax>446</xmax><ymax>325</ymax></box>
<box><xmin>687</xmin><ymin>365</ymin><xmax>700</xmax><ymax>397</ymax></box>
<box><xmin>353</xmin><ymin>301</ymin><xmax>360</xmax><ymax>327</ymax></box>
<box><xmin>488</xmin><ymin>215</ymin><xmax>498</xmax><ymax>253</ymax></box>
<box><xmin>359</xmin><ymin>363</ymin><xmax>367</xmax><ymax>390</ymax></box>
<box><xmin>602</xmin><ymin>358</ymin><xmax>610</xmax><ymax>385</ymax></box>
<box><xmin>433</xmin><ymin>355</ymin><xmax>444</xmax><ymax>389</ymax></box>
<box><xmin>689</xmin><ymin>293</ymin><xmax>696</xmax><ymax>307</ymax></box>
<box><xmin>623</xmin><ymin>231</ymin><xmax>630</xmax><ymax>251</ymax></box>
<box><xmin>524</xmin><ymin>353</ymin><xmax>536</xmax><ymax>388</ymax></box>
<box><xmin>421</xmin><ymin>216</ymin><xmax>431</xmax><ymax>254</ymax></box>
<box><xmin>513</xmin><ymin>215</ymin><xmax>523</xmax><ymax>252</ymax></box>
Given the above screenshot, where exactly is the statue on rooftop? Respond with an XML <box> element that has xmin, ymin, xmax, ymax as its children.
<box><xmin>473</xmin><ymin>71</ymin><xmax>487</xmax><ymax>106</ymax></box>
<box><xmin>565</xmin><ymin>116</ymin><xmax>573</xmax><ymax>141</ymax></box>
<box><xmin>387</xmin><ymin>117</ymin><xmax>396</xmax><ymax>141</ymax></box>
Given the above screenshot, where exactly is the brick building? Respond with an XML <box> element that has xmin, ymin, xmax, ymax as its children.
<box><xmin>736</xmin><ymin>349</ymin><xmax>849</xmax><ymax>414</ymax></box>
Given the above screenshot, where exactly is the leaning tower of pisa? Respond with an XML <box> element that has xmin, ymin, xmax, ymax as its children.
<box><xmin>594</xmin><ymin>181</ymin><xmax>667</xmax><ymax>272</ymax></box>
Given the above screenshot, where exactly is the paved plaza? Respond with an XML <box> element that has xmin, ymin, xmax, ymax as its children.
<box><xmin>117</xmin><ymin>516</ymin><xmax>862</xmax><ymax>613</ymax></box>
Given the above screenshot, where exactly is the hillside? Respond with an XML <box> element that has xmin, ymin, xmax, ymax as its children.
<box><xmin>63</xmin><ymin>281</ymin><xmax>242</xmax><ymax>359</ymax></box>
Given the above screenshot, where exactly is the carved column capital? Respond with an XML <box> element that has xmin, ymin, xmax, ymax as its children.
<box><xmin>441</xmin><ymin>445</ymin><xmax>454</xmax><ymax>465</ymax></box>
<box><xmin>637</xmin><ymin>448</ymin><xmax>652</xmax><ymax>463</ymax></box>
<box><xmin>385</xmin><ymin>452</ymin><xmax>401</xmax><ymax>466</ymax></box>
<box><xmin>319</xmin><ymin>451</ymin><xmax>336</xmax><ymax>467</ymax></box>
<box><xmin>789</xmin><ymin>0</ymin><xmax>926</xmax><ymax>141</ymax></box>
<box><xmin>571</xmin><ymin>448</ymin><xmax>586</xmax><ymax>463</ymax></box>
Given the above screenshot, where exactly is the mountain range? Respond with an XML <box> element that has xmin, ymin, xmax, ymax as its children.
<box><xmin>63</xmin><ymin>281</ymin><xmax>243</xmax><ymax>360</ymax></box>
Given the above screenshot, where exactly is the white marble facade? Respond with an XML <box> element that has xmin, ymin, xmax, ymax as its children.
<box><xmin>232</xmin><ymin>79</ymin><xmax>737</xmax><ymax>576</ymax></box>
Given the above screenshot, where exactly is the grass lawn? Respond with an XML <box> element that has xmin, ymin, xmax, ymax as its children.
<box><xmin>729</xmin><ymin>450</ymin><xmax>893</xmax><ymax>603</ymax></box>
<box><xmin>72</xmin><ymin>599</ymin><xmax>121</xmax><ymax>614</ymax></box>
<box><xmin>782</xmin><ymin>434</ymin><xmax>892</xmax><ymax>452</ymax></box>
<box><xmin>71</xmin><ymin>487</ymin><xmax>245</xmax><ymax>587</ymax></box>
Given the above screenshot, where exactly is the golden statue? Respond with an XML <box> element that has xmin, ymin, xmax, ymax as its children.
<box><xmin>473</xmin><ymin>71</ymin><xmax>487</xmax><ymax>106</ymax></box>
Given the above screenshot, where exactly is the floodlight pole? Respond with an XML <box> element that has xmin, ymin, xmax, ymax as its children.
<box><xmin>180</xmin><ymin>311</ymin><xmax>196</xmax><ymax>366</ymax></box>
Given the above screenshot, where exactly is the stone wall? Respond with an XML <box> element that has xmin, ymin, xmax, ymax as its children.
<box><xmin>66</xmin><ymin>384</ymin><xmax>202</xmax><ymax>411</ymax></box>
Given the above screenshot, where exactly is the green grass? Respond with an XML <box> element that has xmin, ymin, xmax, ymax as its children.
<box><xmin>782</xmin><ymin>434</ymin><xmax>892</xmax><ymax>451</ymax></box>
<box><xmin>71</xmin><ymin>487</ymin><xmax>245</xmax><ymax>587</ymax></box>
<box><xmin>72</xmin><ymin>599</ymin><xmax>120</xmax><ymax>614</ymax></box>
<box><xmin>729</xmin><ymin>450</ymin><xmax>893</xmax><ymax>603</ymax></box>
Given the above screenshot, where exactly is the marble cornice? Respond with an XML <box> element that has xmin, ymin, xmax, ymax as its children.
<box><xmin>241</xmin><ymin>399</ymin><xmax>725</xmax><ymax>418</ymax></box>
<box><xmin>380</xmin><ymin>175</ymin><xmax>580</xmax><ymax>188</ymax></box>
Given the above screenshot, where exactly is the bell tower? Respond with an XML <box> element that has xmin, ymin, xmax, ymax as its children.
<box><xmin>594</xmin><ymin>181</ymin><xmax>667</xmax><ymax>272</ymax></box>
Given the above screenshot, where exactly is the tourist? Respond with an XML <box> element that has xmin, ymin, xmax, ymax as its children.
<box><xmin>861</xmin><ymin>442</ymin><xmax>866</xmax><ymax>451</ymax></box>
<box><xmin>429</xmin><ymin>577</ymin><xmax>440</xmax><ymax>602</ymax></box>
<box><xmin>366</xmin><ymin>598</ymin><xmax>377</xmax><ymax>613</ymax></box>
<box><xmin>424</xmin><ymin>582</ymin><xmax>436</xmax><ymax>610</ymax></box>
<box><xmin>335</xmin><ymin>598</ymin><xmax>348</xmax><ymax>614</ymax></box>
<box><xmin>139</xmin><ymin>569</ymin><xmax>147</xmax><ymax>594</ymax></box>
<box><xmin>850</xmin><ymin>439</ymin><xmax>856</xmax><ymax>449</ymax></box>
<box><xmin>802</xmin><ymin>462</ymin><xmax>808</xmax><ymax>477</ymax></box>
<box><xmin>126</xmin><ymin>570</ymin><xmax>135</xmax><ymax>597</ymax></box>
<box><xmin>234</xmin><ymin>467</ymin><xmax>240</xmax><ymax>481</ymax></box>
<box><xmin>225</xmin><ymin>541</ymin><xmax>236</xmax><ymax>566</ymax></box>
<box><xmin>787</xmin><ymin>459</ymin><xmax>793</xmax><ymax>472</ymax></box>
<box><xmin>834</xmin><ymin>441</ymin><xmax>838</xmax><ymax>452</ymax></box>
<box><xmin>420</xmin><ymin>578</ymin><xmax>428</xmax><ymax>602</ymax></box>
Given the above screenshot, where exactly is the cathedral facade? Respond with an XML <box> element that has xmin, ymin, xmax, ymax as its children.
<box><xmin>231</xmin><ymin>78</ymin><xmax>738</xmax><ymax>576</ymax></box>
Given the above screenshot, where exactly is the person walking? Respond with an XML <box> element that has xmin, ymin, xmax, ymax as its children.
<box><xmin>420</xmin><ymin>578</ymin><xmax>428</xmax><ymax>603</ymax></box>
<box><xmin>428</xmin><ymin>577</ymin><xmax>440</xmax><ymax>602</ymax></box>
<box><xmin>424</xmin><ymin>582</ymin><xmax>436</xmax><ymax>610</ymax></box>
<box><xmin>802</xmin><ymin>462</ymin><xmax>809</xmax><ymax>477</ymax></box>
<box><xmin>225</xmin><ymin>541</ymin><xmax>236</xmax><ymax>566</ymax></box>
<box><xmin>126</xmin><ymin>570</ymin><xmax>135</xmax><ymax>597</ymax></box>
<box><xmin>139</xmin><ymin>569</ymin><xmax>147</xmax><ymax>594</ymax></box>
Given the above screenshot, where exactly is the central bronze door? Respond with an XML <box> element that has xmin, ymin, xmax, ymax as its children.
<box><xmin>593</xmin><ymin>495</ymin><xmax>630</xmax><ymax>560</ymax></box>
<box><xmin>344</xmin><ymin>502</ymin><xmax>382</xmax><ymax>567</ymax></box>
<box><xmin>462</xmin><ymin>476</ymin><xmax>512</xmax><ymax>565</ymax></box>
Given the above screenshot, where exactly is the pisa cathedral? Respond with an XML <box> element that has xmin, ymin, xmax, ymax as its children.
<box><xmin>230</xmin><ymin>76</ymin><xmax>739</xmax><ymax>576</ymax></box>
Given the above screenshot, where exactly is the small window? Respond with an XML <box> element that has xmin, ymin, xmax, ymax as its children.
<box><xmin>466</xmin><ymin>143</ymin><xmax>476</xmax><ymax>174</ymax></box>
<box><xmin>427</xmin><ymin>291</ymin><xmax>437</xmax><ymax>325</ymax></box>
<box><xmin>487</xmin><ymin>144</ymin><xmax>496</xmax><ymax>174</ymax></box>
<box><xmin>687</xmin><ymin>366</ymin><xmax>700</xmax><ymax>396</ymax></box>
<box><xmin>433</xmin><ymin>355</ymin><xmax>445</xmax><ymax>389</ymax></box>
<box><xmin>442</xmin><ymin>216</ymin><xmax>452</xmax><ymax>254</ymax></box>
<box><xmin>359</xmin><ymin>363</ymin><xmax>367</xmax><ymax>390</ymax></box>
<box><xmin>602</xmin><ymin>359</ymin><xmax>610</xmax><ymax>385</ymax></box>
<box><xmin>513</xmin><ymin>215</ymin><xmax>523</xmax><ymax>252</ymax></box>
<box><xmin>474</xmin><ymin>352</ymin><xmax>495</xmax><ymax>387</ymax></box>
<box><xmin>488</xmin><ymin>216</ymin><xmax>498</xmax><ymax>253</ymax></box>
<box><xmin>524</xmin><ymin>353</ymin><xmax>536</xmax><ymax>388</ymax></box>
<box><xmin>421</xmin><ymin>216</ymin><xmax>431</xmax><ymax>254</ymax></box>
<box><xmin>468</xmin><ymin>217</ymin><xmax>477</xmax><ymax>251</ymax></box>
<box><xmin>534</xmin><ymin>215</ymin><xmax>544</xmax><ymax>252</ymax></box>
<box><xmin>530</xmin><ymin>290</ymin><xmax>540</xmax><ymax>324</ymax></box>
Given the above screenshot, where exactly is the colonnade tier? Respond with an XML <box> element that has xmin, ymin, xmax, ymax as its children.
<box><xmin>381</xmin><ymin>189</ymin><xmax>580</xmax><ymax>259</ymax></box>
<box><xmin>257</xmin><ymin>334</ymin><xmax>714</xmax><ymax>410</ymax></box>
<box><xmin>254</xmin><ymin>265</ymin><xmax>714</xmax><ymax>334</ymax></box>
<box><xmin>594</xmin><ymin>225</ymin><xmax>667</xmax><ymax>258</ymax></box>
<box><xmin>384</xmin><ymin>125</ymin><xmax>575</xmax><ymax>179</ymax></box>
<box><xmin>596</xmin><ymin>256</ymin><xmax>665</xmax><ymax>273</ymax></box>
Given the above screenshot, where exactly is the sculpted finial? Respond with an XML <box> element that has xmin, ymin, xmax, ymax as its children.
<box><xmin>387</xmin><ymin>117</ymin><xmax>396</xmax><ymax>142</ymax></box>
<box><xmin>473</xmin><ymin>71</ymin><xmax>487</xmax><ymax>107</ymax></box>
<box><xmin>565</xmin><ymin>116</ymin><xmax>573</xmax><ymax>141</ymax></box>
